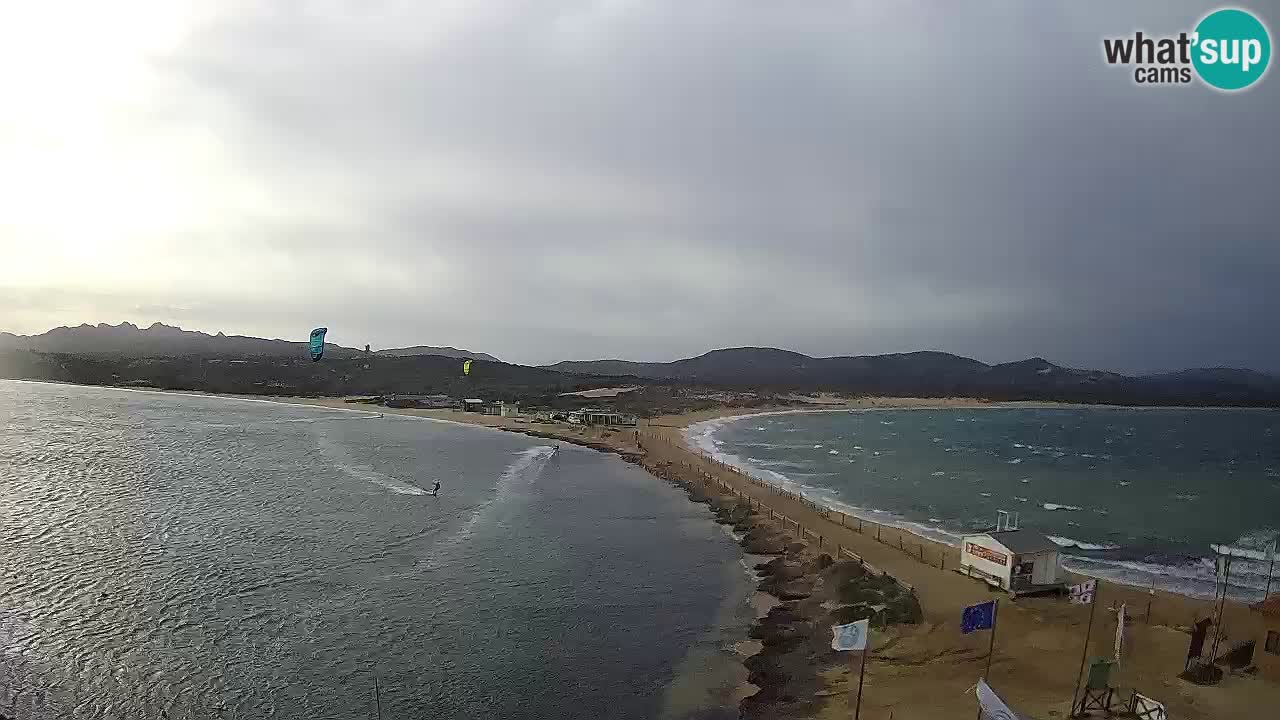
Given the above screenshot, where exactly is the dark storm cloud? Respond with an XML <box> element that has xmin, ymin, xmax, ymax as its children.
<box><xmin>87</xmin><ymin>2</ymin><xmax>1280</xmax><ymax>368</ymax></box>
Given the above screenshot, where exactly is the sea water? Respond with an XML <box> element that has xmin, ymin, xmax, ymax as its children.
<box><xmin>690</xmin><ymin>407</ymin><xmax>1280</xmax><ymax>600</ymax></box>
<box><xmin>0</xmin><ymin>381</ymin><xmax>750</xmax><ymax>719</ymax></box>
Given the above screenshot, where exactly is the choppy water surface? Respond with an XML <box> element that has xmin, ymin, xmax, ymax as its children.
<box><xmin>691</xmin><ymin>407</ymin><xmax>1280</xmax><ymax>599</ymax></box>
<box><xmin>1</xmin><ymin>381</ymin><xmax>749</xmax><ymax>719</ymax></box>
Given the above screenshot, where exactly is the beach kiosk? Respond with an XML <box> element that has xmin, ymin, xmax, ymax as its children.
<box><xmin>959</xmin><ymin>528</ymin><xmax>1064</xmax><ymax>596</ymax></box>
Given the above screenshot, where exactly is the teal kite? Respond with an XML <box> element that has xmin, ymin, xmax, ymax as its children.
<box><xmin>308</xmin><ymin>327</ymin><xmax>328</xmax><ymax>362</ymax></box>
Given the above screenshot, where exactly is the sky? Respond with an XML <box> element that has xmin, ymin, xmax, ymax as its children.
<box><xmin>1</xmin><ymin>1</ymin><xmax>1277</xmax><ymax>371</ymax></box>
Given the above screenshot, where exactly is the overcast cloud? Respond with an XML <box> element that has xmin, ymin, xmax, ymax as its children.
<box><xmin>1</xmin><ymin>1</ymin><xmax>1277</xmax><ymax>371</ymax></box>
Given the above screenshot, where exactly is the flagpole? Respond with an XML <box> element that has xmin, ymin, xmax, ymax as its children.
<box><xmin>1267</xmin><ymin>536</ymin><xmax>1277</xmax><ymax>599</ymax></box>
<box><xmin>1070</xmin><ymin>581</ymin><xmax>1099</xmax><ymax>716</ymax></box>
<box><xmin>854</xmin><ymin>646</ymin><xmax>868</xmax><ymax>720</ymax></box>
<box><xmin>1208</xmin><ymin>553</ymin><xmax>1234</xmax><ymax>664</ymax></box>
<box><xmin>976</xmin><ymin>599</ymin><xmax>999</xmax><ymax>720</ymax></box>
<box><xmin>984</xmin><ymin>599</ymin><xmax>1000</xmax><ymax>678</ymax></box>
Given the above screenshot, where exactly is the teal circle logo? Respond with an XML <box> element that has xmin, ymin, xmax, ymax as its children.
<box><xmin>1192</xmin><ymin>8</ymin><xmax>1271</xmax><ymax>91</ymax></box>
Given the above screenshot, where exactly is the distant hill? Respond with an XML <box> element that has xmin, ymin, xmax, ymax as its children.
<box><xmin>545</xmin><ymin>347</ymin><xmax>1280</xmax><ymax>406</ymax></box>
<box><xmin>546</xmin><ymin>348</ymin><xmax>989</xmax><ymax>388</ymax></box>
<box><xmin>374</xmin><ymin>346</ymin><xmax>499</xmax><ymax>362</ymax></box>
<box><xmin>4</xmin><ymin>324</ymin><xmax>1278</xmax><ymax>407</ymax></box>
<box><xmin>0</xmin><ymin>322</ymin><xmax>497</xmax><ymax>362</ymax></box>
<box><xmin>0</xmin><ymin>350</ymin><xmax>613</xmax><ymax>400</ymax></box>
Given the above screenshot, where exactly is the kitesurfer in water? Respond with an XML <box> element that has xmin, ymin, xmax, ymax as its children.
<box><xmin>431</xmin><ymin>480</ymin><xmax>441</xmax><ymax>496</ymax></box>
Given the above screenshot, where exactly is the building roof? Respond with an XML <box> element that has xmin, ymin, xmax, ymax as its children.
<box><xmin>1253</xmin><ymin>595</ymin><xmax>1280</xmax><ymax>617</ymax></box>
<box><xmin>986</xmin><ymin>530</ymin><xmax>1060</xmax><ymax>555</ymax></box>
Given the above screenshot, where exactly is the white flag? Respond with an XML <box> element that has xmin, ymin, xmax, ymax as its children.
<box><xmin>1114</xmin><ymin>603</ymin><xmax>1126</xmax><ymax>663</ymax></box>
<box><xmin>1069</xmin><ymin>579</ymin><xmax>1096</xmax><ymax>605</ymax></box>
<box><xmin>831</xmin><ymin>619</ymin><xmax>869</xmax><ymax>651</ymax></box>
<box><xmin>975</xmin><ymin>678</ymin><xmax>1020</xmax><ymax>720</ymax></box>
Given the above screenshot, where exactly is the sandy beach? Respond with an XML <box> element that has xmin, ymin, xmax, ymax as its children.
<box><xmin>257</xmin><ymin>394</ymin><xmax>1279</xmax><ymax>719</ymax></box>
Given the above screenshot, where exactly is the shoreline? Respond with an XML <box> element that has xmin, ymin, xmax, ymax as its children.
<box><xmin>641</xmin><ymin>415</ymin><xmax>1278</xmax><ymax>719</ymax></box>
<box><xmin>15</xmin><ymin>377</ymin><xmax>1267</xmax><ymax>605</ymax></box>
<box><xmin>269</xmin><ymin>394</ymin><xmax>1278</xmax><ymax>718</ymax></box>
<box><xmin>681</xmin><ymin>403</ymin><xmax>1276</xmax><ymax>602</ymax></box>
<box><xmin>7</xmin><ymin>381</ymin><xmax>1278</xmax><ymax>717</ymax></box>
<box><xmin>362</xmin><ymin>397</ymin><xmax>1276</xmax><ymax>719</ymax></box>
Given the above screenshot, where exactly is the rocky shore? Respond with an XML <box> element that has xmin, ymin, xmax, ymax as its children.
<box><xmin>641</xmin><ymin>458</ymin><xmax>922</xmax><ymax>719</ymax></box>
<box><xmin>274</xmin><ymin>397</ymin><xmax>1280</xmax><ymax>719</ymax></box>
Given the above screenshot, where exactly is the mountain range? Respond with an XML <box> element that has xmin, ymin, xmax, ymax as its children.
<box><xmin>0</xmin><ymin>322</ymin><xmax>498</xmax><ymax>362</ymax></box>
<box><xmin>3</xmin><ymin>323</ymin><xmax>1279</xmax><ymax>406</ymax></box>
<box><xmin>544</xmin><ymin>347</ymin><xmax>1280</xmax><ymax>405</ymax></box>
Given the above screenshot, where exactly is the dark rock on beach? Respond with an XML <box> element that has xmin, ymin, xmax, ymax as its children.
<box><xmin>741</xmin><ymin>528</ymin><xmax>787</xmax><ymax>555</ymax></box>
<box><xmin>755</xmin><ymin>557</ymin><xmax>803</xmax><ymax>580</ymax></box>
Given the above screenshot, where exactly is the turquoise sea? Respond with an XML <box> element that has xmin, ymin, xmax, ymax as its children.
<box><xmin>689</xmin><ymin>407</ymin><xmax>1280</xmax><ymax>600</ymax></box>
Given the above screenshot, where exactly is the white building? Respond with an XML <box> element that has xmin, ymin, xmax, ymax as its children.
<box><xmin>483</xmin><ymin>401</ymin><xmax>520</xmax><ymax>417</ymax></box>
<box><xmin>958</xmin><ymin>529</ymin><xmax>1063</xmax><ymax>596</ymax></box>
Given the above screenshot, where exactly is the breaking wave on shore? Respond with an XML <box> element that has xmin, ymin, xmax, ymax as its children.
<box><xmin>687</xmin><ymin>409</ymin><xmax>1280</xmax><ymax>601</ymax></box>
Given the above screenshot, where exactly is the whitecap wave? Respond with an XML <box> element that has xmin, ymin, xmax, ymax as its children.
<box><xmin>1042</xmin><ymin>503</ymin><xmax>1081</xmax><ymax>511</ymax></box>
<box><xmin>1210</xmin><ymin>542</ymin><xmax>1277</xmax><ymax>563</ymax></box>
<box><xmin>1048</xmin><ymin>535</ymin><xmax>1120</xmax><ymax>551</ymax></box>
<box><xmin>1063</xmin><ymin>554</ymin><xmax>1270</xmax><ymax>601</ymax></box>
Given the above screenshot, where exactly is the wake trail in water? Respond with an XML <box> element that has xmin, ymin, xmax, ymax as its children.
<box><xmin>427</xmin><ymin>446</ymin><xmax>554</xmax><ymax>562</ymax></box>
<box><xmin>315</xmin><ymin>431</ymin><xmax>429</xmax><ymax>495</ymax></box>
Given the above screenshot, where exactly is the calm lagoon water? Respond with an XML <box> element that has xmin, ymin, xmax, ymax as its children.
<box><xmin>0</xmin><ymin>381</ymin><xmax>750</xmax><ymax>719</ymax></box>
